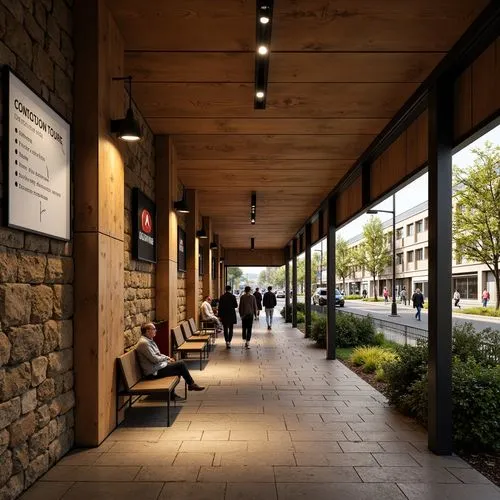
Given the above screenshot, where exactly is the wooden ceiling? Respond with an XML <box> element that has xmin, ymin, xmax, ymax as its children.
<box><xmin>107</xmin><ymin>0</ymin><xmax>487</xmax><ymax>249</ymax></box>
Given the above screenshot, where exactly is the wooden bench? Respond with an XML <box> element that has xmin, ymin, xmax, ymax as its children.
<box><xmin>171</xmin><ymin>326</ymin><xmax>208</xmax><ymax>370</ymax></box>
<box><xmin>116</xmin><ymin>349</ymin><xmax>184</xmax><ymax>427</ymax></box>
<box><xmin>188</xmin><ymin>318</ymin><xmax>216</xmax><ymax>345</ymax></box>
<box><xmin>180</xmin><ymin>321</ymin><xmax>211</xmax><ymax>345</ymax></box>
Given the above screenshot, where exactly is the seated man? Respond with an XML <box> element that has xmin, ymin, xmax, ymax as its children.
<box><xmin>135</xmin><ymin>322</ymin><xmax>205</xmax><ymax>396</ymax></box>
<box><xmin>200</xmin><ymin>295</ymin><xmax>223</xmax><ymax>333</ymax></box>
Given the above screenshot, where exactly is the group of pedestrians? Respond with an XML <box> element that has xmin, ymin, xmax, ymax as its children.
<box><xmin>202</xmin><ymin>286</ymin><xmax>278</xmax><ymax>350</ymax></box>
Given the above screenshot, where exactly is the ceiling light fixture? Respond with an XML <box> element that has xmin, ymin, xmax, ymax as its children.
<box><xmin>173</xmin><ymin>188</ymin><xmax>190</xmax><ymax>213</ymax></box>
<box><xmin>110</xmin><ymin>76</ymin><xmax>142</xmax><ymax>142</ymax></box>
<box><xmin>196</xmin><ymin>228</ymin><xmax>208</xmax><ymax>239</ymax></box>
<box><xmin>250</xmin><ymin>191</ymin><xmax>256</xmax><ymax>224</ymax></box>
<box><xmin>210</xmin><ymin>241</ymin><xmax>218</xmax><ymax>250</ymax></box>
<box><xmin>254</xmin><ymin>0</ymin><xmax>274</xmax><ymax>109</ymax></box>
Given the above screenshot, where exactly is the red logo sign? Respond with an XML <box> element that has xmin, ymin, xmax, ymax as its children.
<box><xmin>141</xmin><ymin>209</ymin><xmax>153</xmax><ymax>234</ymax></box>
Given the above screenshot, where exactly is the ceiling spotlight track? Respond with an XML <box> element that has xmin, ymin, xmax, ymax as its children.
<box><xmin>254</xmin><ymin>0</ymin><xmax>274</xmax><ymax>109</ymax></box>
<box><xmin>250</xmin><ymin>191</ymin><xmax>257</xmax><ymax>224</ymax></box>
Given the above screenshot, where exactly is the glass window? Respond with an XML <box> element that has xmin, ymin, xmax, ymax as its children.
<box><xmin>396</xmin><ymin>253</ymin><xmax>403</xmax><ymax>265</ymax></box>
<box><xmin>396</xmin><ymin>227</ymin><xmax>403</xmax><ymax>239</ymax></box>
<box><xmin>415</xmin><ymin>249</ymin><xmax>423</xmax><ymax>260</ymax></box>
<box><xmin>452</xmin><ymin>275</ymin><xmax>478</xmax><ymax>300</ymax></box>
<box><xmin>407</xmin><ymin>250</ymin><xmax>414</xmax><ymax>262</ymax></box>
<box><xmin>407</xmin><ymin>224</ymin><xmax>414</xmax><ymax>236</ymax></box>
<box><xmin>424</xmin><ymin>217</ymin><xmax>428</xmax><ymax>231</ymax></box>
<box><xmin>416</xmin><ymin>220</ymin><xmax>423</xmax><ymax>233</ymax></box>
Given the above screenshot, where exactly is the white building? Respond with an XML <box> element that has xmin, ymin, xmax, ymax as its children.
<box><xmin>339</xmin><ymin>201</ymin><xmax>497</xmax><ymax>305</ymax></box>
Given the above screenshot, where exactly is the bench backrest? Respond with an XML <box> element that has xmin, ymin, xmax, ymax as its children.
<box><xmin>188</xmin><ymin>318</ymin><xmax>198</xmax><ymax>335</ymax></box>
<box><xmin>171</xmin><ymin>326</ymin><xmax>185</xmax><ymax>348</ymax></box>
<box><xmin>180</xmin><ymin>321</ymin><xmax>193</xmax><ymax>341</ymax></box>
<box><xmin>117</xmin><ymin>349</ymin><xmax>142</xmax><ymax>391</ymax></box>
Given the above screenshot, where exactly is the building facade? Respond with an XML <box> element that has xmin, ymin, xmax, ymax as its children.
<box><xmin>339</xmin><ymin>200</ymin><xmax>497</xmax><ymax>305</ymax></box>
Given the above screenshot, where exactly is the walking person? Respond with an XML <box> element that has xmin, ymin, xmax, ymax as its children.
<box><xmin>253</xmin><ymin>287</ymin><xmax>263</xmax><ymax>319</ymax></box>
<box><xmin>453</xmin><ymin>289</ymin><xmax>461</xmax><ymax>309</ymax></box>
<box><xmin>263</xmin><ymin>286</ymin><xmax>277</xmax><ymax>331</ymax></box>
<box><xmin>412</xmin><ymin>288</ymin><xmax>424</xmax><ymax>321</ymax></box>
<box><xmin>400</xmin><ymin>286</ymin><xmax>407</xmax><ymax>306</ymax></box>
<box><xmin>239</xmin><ymin>286</ymin><xmax>257</xmax><ymax>349</ymax></box>
<box><xmin>482</xmin><ymin>288</ymin><xmax>490</xmax><ymax>308</ymax></box>
<box><xmin>383</xmin><ymin>287</ymin><xmax>389</xmax><ymax>303</ymax></box>
<box><xmin>218</xmin><ymin>285</ymin><xmax>238</xmax><ymax>349</ymax></box>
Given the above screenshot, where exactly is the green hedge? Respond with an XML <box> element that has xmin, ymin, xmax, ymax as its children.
<box><xmin>383</xmin><ymin>323</ymin><xmax>500</xmax><ymax>452</ymax></box>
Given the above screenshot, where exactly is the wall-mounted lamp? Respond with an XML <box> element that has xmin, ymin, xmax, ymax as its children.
<box><xmin>197</xmin><ymin>228</ymin><xmax>208</xmax><ymax>239</ymax></box>
<box><xmin>210</xmin><ymin>242</ymin><xmax>218</xmax><ymax>250</ymax></box>
<box><xmin>219</xmin><ymin>257</ymin><xmax>225</xmax><ymax>264</ymax></box>
<box><xmin>110</xmin><ymin>76</ymin><xmax>142</xmax><ymax>142</ymax></box>
<box><xmin>173</xmin><ymin>188</ymin><xmax>190</xmax><ymax>214</ymax></box>
<box><xmin>251</xmin><ymin>237</ymin><xmax>255</xmax><ymax>251</ymax></box>
<box><xmin>250</xmin><ymin>191</ymin><xmax>256</xmax><ymax>224</ymax></box>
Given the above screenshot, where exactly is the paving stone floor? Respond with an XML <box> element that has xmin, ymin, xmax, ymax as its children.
<box><xmin>21</xmin><ymin>317</ymin><xmax>500</xmax><ymax>500</ymax></box>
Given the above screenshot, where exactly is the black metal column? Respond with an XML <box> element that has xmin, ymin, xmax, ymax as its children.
<box><xmin>292</xmin><ymin>240</ymin><xmax>298</xmax><ymax>328</ymax></box>
<box><xmin>305</xmin><ymin>223</ymin><xmax>312</xmax><ymax>337</ymax></box>
<box><xmin>285</xmin><ymin>246</ymin><xmax>291</xmax><ymax>322</ymax></box>
<box><xmin>428</xmin><ymin>76</ymin><xmax>453</xmax><ymax>455</ymax></box>
<box><xmin>326</xmin><ymin>197</ymin><xmax>336</xmax><ymax>360</ymax></box>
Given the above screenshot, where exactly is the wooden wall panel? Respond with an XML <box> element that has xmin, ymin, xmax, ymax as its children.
<box><xmin>406</xmin><ymin>110</ymin><xmax>429</xmax><ymax>175</ymax></box>
<box><xmin>224</xmin><ymin>249</ymin><xmax>285</xmax><ymax>267</ymax></box>
<box><xmin>336</xmin><ymin>175</ymin><xmax>362</xmax><ymax>226</ymax></box>
<box><xmin>454</xmin><ymin>37</ymin><xmax>500</xmax><ymax>144</ymax></box>
<box><xmin>311</xmin><ymin>218</ymin><xmax>320</xmax><ymax>245</ymax></box>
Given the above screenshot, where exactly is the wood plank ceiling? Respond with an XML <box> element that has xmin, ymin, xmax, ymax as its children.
<box><xmin>107</xmin><ymin>0</ymin><xmax>487</xmax><ymax>249</ymax></box>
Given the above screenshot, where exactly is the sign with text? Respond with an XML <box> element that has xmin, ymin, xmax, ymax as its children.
<box><xmin>5</xmin><ymin>69</ymin><xmax>70</xmax><ymax>240</ymax></box>
<box><xmin>178</xmin><ymin>226</ymin><xmax>186</xmax><ymax>272</ymax></box>
<box><xmin>132</xmin><ymin>188</ymin><xmax>156</xmax><ymax>263</ymax></box>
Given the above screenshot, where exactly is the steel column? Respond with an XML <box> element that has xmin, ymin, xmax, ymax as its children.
<box><xmin>285</xmin><ymin>246</ymin><xmax>291</xmax><ymax>322</ymax></box>
<box><xmin>428</xmin><ymin>76</ymin><xmax>454</xmax><ymax>455</ymax></box>
<box><xmin>326</xmin><ymin>197</ymin><xmax>336</xmax><ymax>360</ymax></box>
<box><xmin>305</xmin><ymin>223</ymin><xmax>312</xmax><ymax>337</ymax></box>
<box><xmin>292</xmin><ymin>240</ymin><xmax>298</xmax><ymax>328</ymax></box>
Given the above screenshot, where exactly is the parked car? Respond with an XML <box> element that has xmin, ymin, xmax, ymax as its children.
<box><xmin>276</xmin><ymin>290</ymin><xmax>285</xmax><ymax>298</ymax></box>
<box><xmin>312</xmin><ymin>288</ymin><xmax>345</xmax><ymax>307</ymax></box>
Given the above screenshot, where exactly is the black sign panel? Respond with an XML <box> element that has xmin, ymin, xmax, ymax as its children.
<box><xmin>178</xmin><ymin>226</ymin><xmax>186</xmax><ymax>272</ymax></box>
<box><xmin>132</xmin><ymin>188</ymin><xmax>156</xmax><ymax>263</ymax></box>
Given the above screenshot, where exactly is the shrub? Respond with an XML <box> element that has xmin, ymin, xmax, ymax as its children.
<box><xmin>452</xmin><ymin>323</ymin><xmax>489</xmax><ymax>365</ymax></box>
<box><xmin>350</xmin><ymin>346</ymin><xmax>397</xmax><ymax>373</ymax></box>
<box><xmin>461</xmin><ymin>307</ymin><xmax>500</xmax><ymax>318</ymax></box>
<box><xmin>344</xmin><ymin>294</ymin><xmax>362</xmax><ymax>300</ymax></box>
<box><xmin>335</xmin><ymin>313</ymin><xmax>377</xmax><ymax>347</ymax></box>
<box><xmin>383</xmin><ymin>340</ymin><xmax>428</xmax><ymax>406</ymax></box>
<box><xmin>452</xmin><ymin>360</ymin><xmax>500</xmax><ymax>451</ymax></box>
<box><xmin>296</xmin><ymin>311</ymin><xmax>305</xmax><ymax>324</ymax></box>
<box><xmin>373</xmin><ymin>332</ymin><xmax>385</xmax><ymax>346</ymax></box>
<box><xmin>311</xmin><ymin>315</ymin><xmax>327</xmax><ymax>347</ymax></box>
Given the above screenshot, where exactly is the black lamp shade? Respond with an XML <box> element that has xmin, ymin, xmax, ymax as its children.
<box><xmin>197</xmin><ymin>229</ymin><xmax>208</xmax><ymax>239</ymax></box>
<box><xmin>210</xmin><ymin>242</ymin><xmax>218</xmax><ymax>250</ymax></box>
<box><xmin>111</xmin><ymin>107</ymin><xmax>142</xmax><ymax>142</ymax></box>
<box><xmin>174</xmin><ymin>198</ymin><xmax>190</xmax><ymax>213</ymax></box>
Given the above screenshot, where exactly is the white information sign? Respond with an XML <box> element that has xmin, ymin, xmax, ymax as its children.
<box><xmin>7</xmin><ymin>70</ymin><xmax>70</xmax><ymax>240</ymax></box>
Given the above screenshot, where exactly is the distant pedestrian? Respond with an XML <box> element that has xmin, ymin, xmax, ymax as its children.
<box><xmin>453</xmin><ymin>290</ymin><xmax>461</xmax><ymax>309</ymax></box>
<box><xmin>412</xmin><ymin>288</ymin><xmax>424</xmax><ymax>321</ymax></box>
<box><xmin>253</xmin><ymin>288</ymin><xmax>263</xmax><ymax>319</ymax></box>
<box><xmin>362</xmin><ymin>289</ymin><xmax>367</xmax><ymax>299</ymax></box>
<box><xmin>239</xmin><ymin>286</ymin><xmax>257</xmax><ymax>349</ymax></box>
<box><xmin>218</xmin><ymin>285</ymin><xmax>238</xmax><ymax>349</ymax></box>
<box><xmin>482</xmin><ymin>288</ymin><xmax>490</xmax><ymax>308</ymax></box>
<box><xmin>400</xmin><ymin>286</ymin><xmax>407</xmax><ymax>306</ymax></box>
<box><xmin>383</xmin><ymin>287</ymin><xmax>389</xmax><ymax>303</ymax></box>
<box><xmin>263</xmin><ymin>286</ymin><xmax>277</xmax><ymax>331</ymax></box>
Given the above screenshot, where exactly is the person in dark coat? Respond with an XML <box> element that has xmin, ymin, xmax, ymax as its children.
<box><xmin>412</xmin><ymin>288</ymin><xmax>424</xmax><ymax>321</ymax></box>
<box><xmin>218</xmin><ymin>285</ymin><xmax>238</xmax><ymax>348</ymax></box>
<box><xmin>253</xmin><ymin>288</ymin><xmax>263</xmax><ymax>319</ymax></box>
<box><xmin>263</xmin><ymin>286</ymin><xmax>277</xmax><ymax>331</ymax></box>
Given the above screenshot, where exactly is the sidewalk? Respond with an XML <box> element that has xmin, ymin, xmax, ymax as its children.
<box><xmin>21</xmin><ymin>318</ymin><xmax>500</xmax><ymax>500</ymax></box>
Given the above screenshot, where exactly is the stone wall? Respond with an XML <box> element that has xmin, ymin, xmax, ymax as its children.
<box><xmin>123</xmin><ymin>104</ymin><xmax>156</xmax><ymax>349</ymax></box>
<box><xmin>176</xmin><ymin>181</ymin><xmax>187</xmax><ymax>323</ymax></box>
<box><xmin>0</xmin><ymin>1</ymin><xmax>74</xmax><ymax>497</ymax></box>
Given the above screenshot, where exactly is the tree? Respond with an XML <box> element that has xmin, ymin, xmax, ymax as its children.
<box><xmin>453</xmin><ymin>142</ymin><xmax>500</xmax><ymax>309</ymax></box>
<box><xmin>356</xmin><ymin>216</ymin><xmax>391</xmax><ymax>300</ymax></box>
<box><xmin>336</xmin><ymin>237</ymin><xmax>353</xmax><ymax>293</ymax></box>
<box><xmin>227</xmin><ymin>267</ymin><xmax>243</xmax><ymax>290</ymax></box>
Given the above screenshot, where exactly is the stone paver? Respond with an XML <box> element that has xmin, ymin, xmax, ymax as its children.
<box><xmin>20</xmin><ymin>317</ymin><xmax>500</xmax><ymax>500</ymax></box>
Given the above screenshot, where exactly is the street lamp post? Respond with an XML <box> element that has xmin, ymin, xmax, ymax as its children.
<box><xmin>367</xmin><ymin>195</ymin><xmax>398</xmax><ymax>317</ymax></box>
<box><xmin>313</xmin><ymin>248</ymin><xmax>323</xmax><ymax>285</ymax></box>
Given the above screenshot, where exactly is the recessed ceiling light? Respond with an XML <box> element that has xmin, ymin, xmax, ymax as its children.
<box><xmin>256</xmin><ymin>91</ymin><xmax>265</xmax><ymax>99</ymax></box>
<box><xmin>260</xmin><ymin>16</ymin><xmax>270</xmax><ymax>24</ymax></box>
<box><xmin>257</xmin><ymin>45</ymin><xmax>268</xmax><ymax>55</ymax></box>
